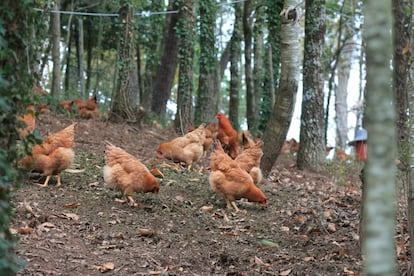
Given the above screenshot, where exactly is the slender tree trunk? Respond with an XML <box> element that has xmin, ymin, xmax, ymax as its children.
<box><xmin>195</xmin><ymin>0</ymin><xmax>218</xmax><ymax>126</ymax></box>
<box><xmin>109</xmin><ymin>0</ymin><xmax>140</xmax><ymax>123</ymax></box>
<box><xmin>94</xmin><ymin>16</ymin><xmax>103</xmax><ymax>94</ymax></box>
<box><xmin>229</xmin><ymin>2</ymin><xmax>243</xmax><ymax>131</ymax></box>
<box><xmin>393</xmin><ymin>0</ymin><xmax>411</xmax><ymax>270</ymax></box>
<box><xmin>151</xmin><ymin>0</ymin><xmax>179</xmax><ymax>121</ymax></box>
<box><xmin>363</xmin><ymin>0</ymin><xmax>396</xmax><ymax>274</ymax></box>
<box><xmin>408</xmin><ymin>30</ymin><xmax>414</xmax><ymax>272</ymax></box>
<box><xmin>252</xmin><ymin>3</ymin><xmax>265</xmax><ymax>137</ymax></box>
<box><xmin>174</xmin><ymin>0</ymin><xmax>195</xmax><ymax>132</ymax></box>
<box><xmin>51</xmin><ymin>0</ymin><xmax>61</xmax><ymax>97</ymax></box>
<box><xmin>258</xmin><ymin>0</ymin><xmax>283</xmax><ymax>134</ymax></box>
<box><xmin>261</xmin><ymin>0</ymin><xmax>301</xmax><ymax>176</ymax></box>
<box><xmin>244</xmin><ymin>0</ymin><xmax>255</xmax><ymax>131</ymax></box>
<box><xmin>297</xmin><ymin>0</ymin><xmax>326</xmax><ymax>172</ymax></box>
<box><xmin>77</xmin><ymin>18</ymin><xmax>85</xmax><ymax>99</ymax></box>
<box><xmin>141</xmin><ymin>2</ymin><xmax>165</xmax><ymax>110</ymax></box>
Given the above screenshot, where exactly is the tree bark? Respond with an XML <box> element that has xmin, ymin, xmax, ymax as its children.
<box><xmin>261</xmin><ymin>0</ymin><xmax>301</xmax><ymax>176</ymax></box>
<box><xmin>174</xmin><ymin>0</ymin><xmax>195</xmax><ymax>132</ymax></box>
<box><xmin>77</xmin><ymin>18</ymin><xmax>85</xmax><ymax>99</ymax></box>
<box><xmin>151</xmin><ymin>0</ymin><xmax>179</xmax><ymax>121</ymax></box>
<box><xmin>244</xmin><ymin>0</ymin><xmax>255</xmax><ymax>131</ymax></box>
<box><xmin>109</xmin><ymin>0</ymin><xmax>141</xmax><ymax>123</ymax></box>
<box><xmin>229</xmin><ymin>2</ymin><xmax>243</xmax><ymax>131</ymax></box>
<box><xmin>252</xmin><ymin>3</ymin><xmax>265</xmax><ymax>137</ymax></box>
<box><xmin>362</xmin><ymin>0</ymin><xmax>397</xmax><ymax>274</ymax></box>
<box><xmin>195</xmin><ymin>0</ymin><xmax>218</xmax><ymax>126</ymax></box>
<box><xmin>296</xmin><ymin>0</ymin><xmax>326</xmax><ymax>172</ymax></box>
<box><xmin>51</xmin><ymin>0</ymin><xmax>61</xmax><ymax>97</ymax></box>
<box><xmin>258</xmin><ymin>0</ymin><xmax>283</xmax><ymax>134</ymax></box>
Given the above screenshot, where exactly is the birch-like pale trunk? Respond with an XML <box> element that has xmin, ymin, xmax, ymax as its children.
<box><xmin>261</xmin><ymin>0</ymin><xmax>301</xmax><ymax>176</ymax></box>
<box><xmin>363</xmin><ymin>0</ymin><xmax>397</xmax><ymax>274</ymax></box>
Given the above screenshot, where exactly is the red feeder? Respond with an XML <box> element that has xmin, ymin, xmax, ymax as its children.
<box><xmin>349</xmin><ymin>127</ymin><xmax>367</xmax><ymax>162</ymax></box>
<box><xmin>355</xmin><ymin>141</ymin><xmax>367</xmax><ymax>161</ymax></box>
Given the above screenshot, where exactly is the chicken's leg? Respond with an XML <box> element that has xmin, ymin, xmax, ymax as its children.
<box><xmin>230</xmin><ymin>201</ymin><xmax>240</xmax><ymax>212</ymax></box>
<box><xmin>56</xmin><ymin>174</ymin><xmax>62</xmax><ymax>187</ymax></box>
<box><xmin>38</xmin><ymin>175</ymin><xmax>51</xmax><ymax>188</ymax></box>
<box><xmin>127</xmin><ymin>195</ymin><xmax>138</xmax><ymax>207</ymax></box>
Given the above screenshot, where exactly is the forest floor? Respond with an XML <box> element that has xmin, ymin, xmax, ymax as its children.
<box><xmin>10</xmin><ymin>112</ymin><xmax>411</xmax><ymax>275</ymax></box>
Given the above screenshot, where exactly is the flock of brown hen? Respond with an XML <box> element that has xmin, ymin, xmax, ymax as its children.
<box><xmin>17</xmin><ymin>97</ymin><xmax>269</xmax><ymax>211</ymax></box>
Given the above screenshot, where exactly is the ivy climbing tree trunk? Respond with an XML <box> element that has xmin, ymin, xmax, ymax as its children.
<box><xmin>258</xmin><ymin>0</ymin><xmax>283</xmax><ymax>134</ymax></box>
<box><xmin>174</xmin><ymin>0</ymin><xmax>195</xmax><ymax>132</ymax></box>
<box><xmin>195</xmin><ymin>0</ymin><xmax>218</xmax><ymax>126</ymax></box>
<box><xmin>229</xmin><ymin>2</ymin><xmax>243</xmax><ymax>131</ymax></box>
<box><xmin>252</xmin><ymin>3</ymin><xmax>265</xmax><ymax>137</ymax></box>
<box><xmin>244</xmin><ymin>0</ymin><xmax>255</xmax><ymax>132</ymax></box>
<box><xmin>261</xmin><ymin>0</ymin><xmax>301</xmax><ymax>177</ymax></box>
<box><xmin>296</xmin><ymin>0</ymin><xmax>326</xmax><ymax>172</ymax></box>
<box><xmin>362</xmin><ymin>0</ymin><xmax>397</xmax><ymax>274</ymax></box>
<box><xmin>109</xmin><ymin>0</ymin><xmax>141</xmax><ymax>123</ymax></box>
<box><xmin>51</xmin><ymin>0</ymin><xmax>61</xmax><ymax>97</ymax></box>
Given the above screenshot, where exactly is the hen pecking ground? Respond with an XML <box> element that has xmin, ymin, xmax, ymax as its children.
<box><xmin>10</xmin><ymin>113</ymin><xmax>410</xmax><ymax>275</ymax></box>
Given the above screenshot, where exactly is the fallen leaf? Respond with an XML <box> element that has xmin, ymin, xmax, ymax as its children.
<box><xmin>323</xmin><ymin>209</ymin><xmax>332</xmax><ymax>220</ymax></box>
<box><xmin>96</xmin><ymin>262</ymin><xmax>115</xmax><ymax>273</ymax></box>
<box><xmin>295</xmin><ymin>234</ymin><xmax>310</xmax><ymax>242</ymax></box>
<box><xmin>293</xmin><ymin>215</ymin><xmax>306</xmax><ymax>223</ymax></box>
<box><xmin>343</xmin><ymin>267</ymin><xmax>355</xmax><ymax>275</ymax></box>
<box><xmin>303</xmin><ymin>256</ymin><xmax>314</xmax><ymax>262</ymax></box>
<box><xmin>62</xmin><ymin>202</ymin><xmax>81</xmax><ymax>208</ymax></box>
<box><xmin>17</xmin><ymin>226</ymin><xmax>33</xmax><ymax>235</ymax></box>
<box><xmin>175</xmin><ymin>195</ymin><xmax>185</xmax><ymax>202</ymax></box>
<box><xmin>200</xmin><ymin>205</ymin><xmax>214</xmax><ymax>212</ymax></box>
<box><xmin>189</xmin><ymin>178</ymin><xmax>200</xmax><ymax>182</ymax></box>
<box><xmin>280</xmin><ymin>226</ymin><xmax>290</xmax><ymax>232</ymax></box>
<box><xmin>64</xmin><ymin>213</ymin><xmax>79</xmax><ymax>220</ymax></box>
<box><xmin>23</xmin><ymin>200</ymin><xmax>36</xmax><ymax>216</ymax></box>
<box><xmin>137</xmin><ymin>228</ymin><xmax>154</xmax><ymax>236</ymax></box>
<box><xmin>327</xmin><ymin>223</ymin><xmax>336</xmax><ymax>233</ymax></box>
<box><xmin>280</xmin><ymin>268</ymin><xmax>292</xmax><ymax>275</ymax></box>
<box><xmin>40</xmin><ymin>222</ymin><xmax>55</xmax><ymax>228</ymax></box>
<box><xmin>89</xmin><ymin>182</ymin><xmax>100</xmax><ymax>187</ymax></box>
<box><xmin>65</xmin><ymin>168</ymin><xmax>86</xmax><ymax>173</ymax></box>
<box><xmin>254</xmin><ymin>256</ymin><xmax>264</xmax><ymax>265</ymax></box>
<box><xmin>259</xmin><ymin>239</ymin><xmax>279</xmax><ymax>248</ymax></box>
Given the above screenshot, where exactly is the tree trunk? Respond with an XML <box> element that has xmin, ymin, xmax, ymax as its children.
<box><xmin>77</xmin><ymin>18</ymin><xmax>85</xmax><ymax>99</ymax></box>
<box><xmin>258</xmin><ymin>0</ymin><xmax>283</xmax><ymax>134</ymax></box>
<box><xmin>174</xmin><ymin>0</ymin><xmax>195</xmax><ymax>132</ymax></box>
<box><xmin>244</xmin><ymin>0</ymin><xmax>255</xmax><ymax>131</ymax></box>
<box><xmin>362</xmin><ymin>0</ymin><xmax>397</xmax><ymax>274</ymax></box>
<box><xmin>151</xmin><ymin>0</ymin><xmax>179</xmax><ymax>121</ymax></box>
<box><xmin>229</xmin><ymin>2</ymin><xmax>243</xmax><ymax>131</ymax></box>
<box><xmin>408</xmin><ymin>28</ymin><xmax>414</xmax><ymax>273</ymax></box>
<box><xmin>109</xmin><ymin>0</ymin><xmax>141</xmax><ymax>123</ymax></box>
<box><xmin>195</xmin><ymin>0</ymin><xmax>218</xmax><ymax>126</ymax></box>
<box><xmin>51</xmin><ymin>0</ymin><xmax>61</xmax><ymax>97</ymax></box>
<box><xmin>261</xmin><ymin>0</ymin><xmax>301</xmax><ymax>176</ymax></box>
<box><xmin>393</xmin><ymin>0</ymin><xmax>411</xmax><ymax>270</ymax></box>
<box><xmin>252</xmin><ymin>3</ymin><xmax>265</xmax><ymax>137</ymax></box>
<box><xmin>141</xmin><ymin>2</ymin><xmax>165</xmax><ymax>110</ymax></box>
<box><xmin>296</xmin><ymin>0</ymin><xmax>326</xmax><ymax>172</ymax></box>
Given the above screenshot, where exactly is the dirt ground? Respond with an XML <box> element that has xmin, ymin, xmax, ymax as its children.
<box><xmin>10</xmin><ymin>113</ymin><xmax>410</xmax><ymax>275</ymax></box>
